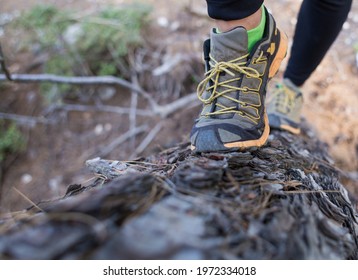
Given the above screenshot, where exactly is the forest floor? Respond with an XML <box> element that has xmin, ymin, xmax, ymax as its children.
<box><xmin>0</xmin><ymin>0</ymin><xmax>357</xmax><ymax>212</ymax></box>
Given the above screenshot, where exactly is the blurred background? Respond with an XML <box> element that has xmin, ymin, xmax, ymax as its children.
<box><xmin>0</xmin><ymin>0</ymin><xmax>357</xmax><ymax>212</ymax></box>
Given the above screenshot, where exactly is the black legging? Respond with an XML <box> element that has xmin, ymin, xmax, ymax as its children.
<box><xmin>206</xmin><ymin>0</ymin><xmax>352</xmax><ymax>86</ymax></box>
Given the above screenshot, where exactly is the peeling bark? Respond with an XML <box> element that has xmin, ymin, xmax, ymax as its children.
<box><xmin>0</xmin><ymin>122</ymin><xmax>357</xmax><ymax>260</ymax></box>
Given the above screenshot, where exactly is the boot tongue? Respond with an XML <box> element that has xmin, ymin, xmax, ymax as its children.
<box><xmin>209</xmin><ymin>27</ymin><xmax>249</xmax><ymax>119</ymax></box>
<box><xmin>210</xmin><ymin>27</ymin><xmax>248</xmax><ymax>62</ymax></box>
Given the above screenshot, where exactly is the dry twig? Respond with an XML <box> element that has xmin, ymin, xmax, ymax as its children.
<box><xmin>130</xmin><ymin>122</ymin><xmax>163</xmax><ymax>158</ymax></box>
<box><xmin>0</xmin><ymin>44</ymin><xmax>12</xmax><ymax>81</ymax></box>
<box><xmin>44</xmin><ymin>103</ymin><xmax>152</xmax><ymax>117</ymax></box>
<box><xmin>0</xmin><ymin>73</ymin><xmax>148</xmax><ymax>95</ymax></box>
<box><xmin>129</xmin><ymin>71</ymin><xmax>140</xmax><ymax>151</ymax></box>
<box><xmin>91</xmin><ymin>125</ymin><xmax>148</xmax><ymax>158</ymax></box>
<box><xmin>0</xmin><ymin>112</ymin><xmax>49</xmax><ymax>126</ymax></box>
<box><xmin>13</xmin><ymin>187</ymin><xmax>44</xmax><ymax>213</ymax></box>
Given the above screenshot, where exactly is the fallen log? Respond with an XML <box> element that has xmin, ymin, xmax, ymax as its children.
<box><xmin>0</xmin><ymin>121</ymin><xmax>357</xmax><ymax>260</ymax></box>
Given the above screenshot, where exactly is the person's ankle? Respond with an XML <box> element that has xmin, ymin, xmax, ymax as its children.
<box><xmin>215</xmin><ymin>5</ymin><xmax>266</xmax><ymax>52</ymax></box>
<box><xmin>215</xmin><ymin>6</ymin><xmax>262</xmax><ymax>32</ymax></box>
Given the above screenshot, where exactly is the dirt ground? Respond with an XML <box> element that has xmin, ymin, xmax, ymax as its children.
<box><xmin>0</xmin><ymin>0</ymin><xmax>357</xmax><ymax>212</ymax></box>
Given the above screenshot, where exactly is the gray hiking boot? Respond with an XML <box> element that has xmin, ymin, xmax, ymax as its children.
<box><xmin>267</xmin><ymin>78</ymin><xmax>303</xmax><ymax>134</ymax></box>
<box><xmin>190</xmin><ymin>8</ymin><xmax>288</xmax><ymax>152</ymax></box>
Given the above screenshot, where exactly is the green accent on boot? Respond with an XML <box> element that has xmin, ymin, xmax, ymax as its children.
<box><xmin>247</xmin><ymin>5</ymin><xmax>266</xmax><ymax>53</ymax></box>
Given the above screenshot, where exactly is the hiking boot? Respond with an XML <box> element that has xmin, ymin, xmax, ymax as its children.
<box><xmin>190</xmin><ymin>8</ymin><xmax>288</xmax><ymax>153</ymax></box>
<box><xmin>267</xmin><ymin>78</ymin><xmax>303</xmax><ymax>134</ymax></box>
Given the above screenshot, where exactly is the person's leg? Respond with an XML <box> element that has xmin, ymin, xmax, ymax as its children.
<box><xmin>267</xmin><ymin>0</ymin><xmax>352</xmax><ymax>134</ymax></box>
<box><xmin>206</xmin><ymin>0</ymin><xmax>263</xmax><ymax>21</ymax></box>
<box><xmin>285</xmin><ymin>0</ymin><xmax>352</xmax><ymax>86</ymax></box>
<box><xmin>190</xmin><ymin>1</ymin><xmax>288</xmax><ymax>152</ymax></box>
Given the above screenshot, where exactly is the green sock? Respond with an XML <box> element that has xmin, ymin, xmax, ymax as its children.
<box><xmin>215</xmin><ymin>5</ymin><xmax>266</xmax><ymax>53</ymax></box>
<box><xmin>247</xmin><ymin>5</ymin><xmax>266</xmax><ymax>53</ymax></box>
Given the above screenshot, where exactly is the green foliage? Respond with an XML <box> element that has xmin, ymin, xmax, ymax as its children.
<box><xmin>17</xmin><ymin>4</ymin><xmax>72</xmax><ymax>48</ymax></box>
<box><xmin>0</xmin><ymin>121</ymin><xmax>26</xmax><ymax>163</ymax></box>
<box><xmin>14</xmin><ymin>2</ymin><xmax>152</xmax><ymax>101</ymax></box>
<box><xmin>98</xmin><ymin>62</ymin><xmax>118</xmax><ymax>76</ymax></box>
<box><xmin>40</xmin><ymin>54</ymin><xmax>73</xmax><ymax>103</ymax></box>
<box><xmin>79</xmin><ymin>4</ymin><xmax>151</xmax><ymax>58</ymax></box>
<box><xmin>354</xmin><ymin>42</ymin><xmax>358</xmax><ymax>52</ymax></box>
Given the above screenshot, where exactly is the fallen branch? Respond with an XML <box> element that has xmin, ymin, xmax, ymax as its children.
<box><xmin>153</xmin><ymin>92</ymin><xmax>198</xmax><ymax>118</ymax></box>
<box><xmin>0</xmin><ymin>73</ymin><xmax>147</xmax><ymax>94</ymax></box>
<box><xmin>44</xmin><ymin>104</ymin><xmax>152</xmax><ymax>117</ymax></box>
<box><xmin>0</xmin><ymin>112</ymin><xmax>50</xmax><ymax>127</ymax></box>
<box><xmin>44</xmin><ymin>95</ymin><xmax>199</xmax><ymax>118</ymax></box>
<box><xmin>0</xmin><ymin>73</ymin><xmax>199</xmax><ymax>117</ymax></box>
<box><xmin>1</xmin><ymin>41</ymin><xmax>200</xmax><ymax>118</ymax></box>
<box><xmin>0</xmin><ymin>73</ymin><xmax>159</xmax><ymax>110</ymax></box>
<box><xmin>0</xmin><ymin>93</ymin><xmax>199</xmax><ymax>129</ymax></box>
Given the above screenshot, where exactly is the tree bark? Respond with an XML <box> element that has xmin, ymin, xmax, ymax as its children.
<box><xmin>0</xmin><ymin>122</ymin><xmax>357</xmax><ymax>260</ymax></box>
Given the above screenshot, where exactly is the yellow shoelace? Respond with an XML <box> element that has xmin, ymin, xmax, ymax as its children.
<box><xmin>197</xmin><ymin>53</ymin><xmax>265</xmax><ymax>123</ymax></box>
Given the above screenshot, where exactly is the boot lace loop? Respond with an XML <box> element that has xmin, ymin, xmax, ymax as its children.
<box><xmin>197</xmin><ymin>53</ymin><xmax>263</xmax><ymax>123</ymax></box>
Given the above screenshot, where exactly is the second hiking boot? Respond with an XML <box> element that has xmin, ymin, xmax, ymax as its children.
<box><xmin>267</xmin><ymin>78</ymin><xmax>303</xmax><ymax>134</ymax></box>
